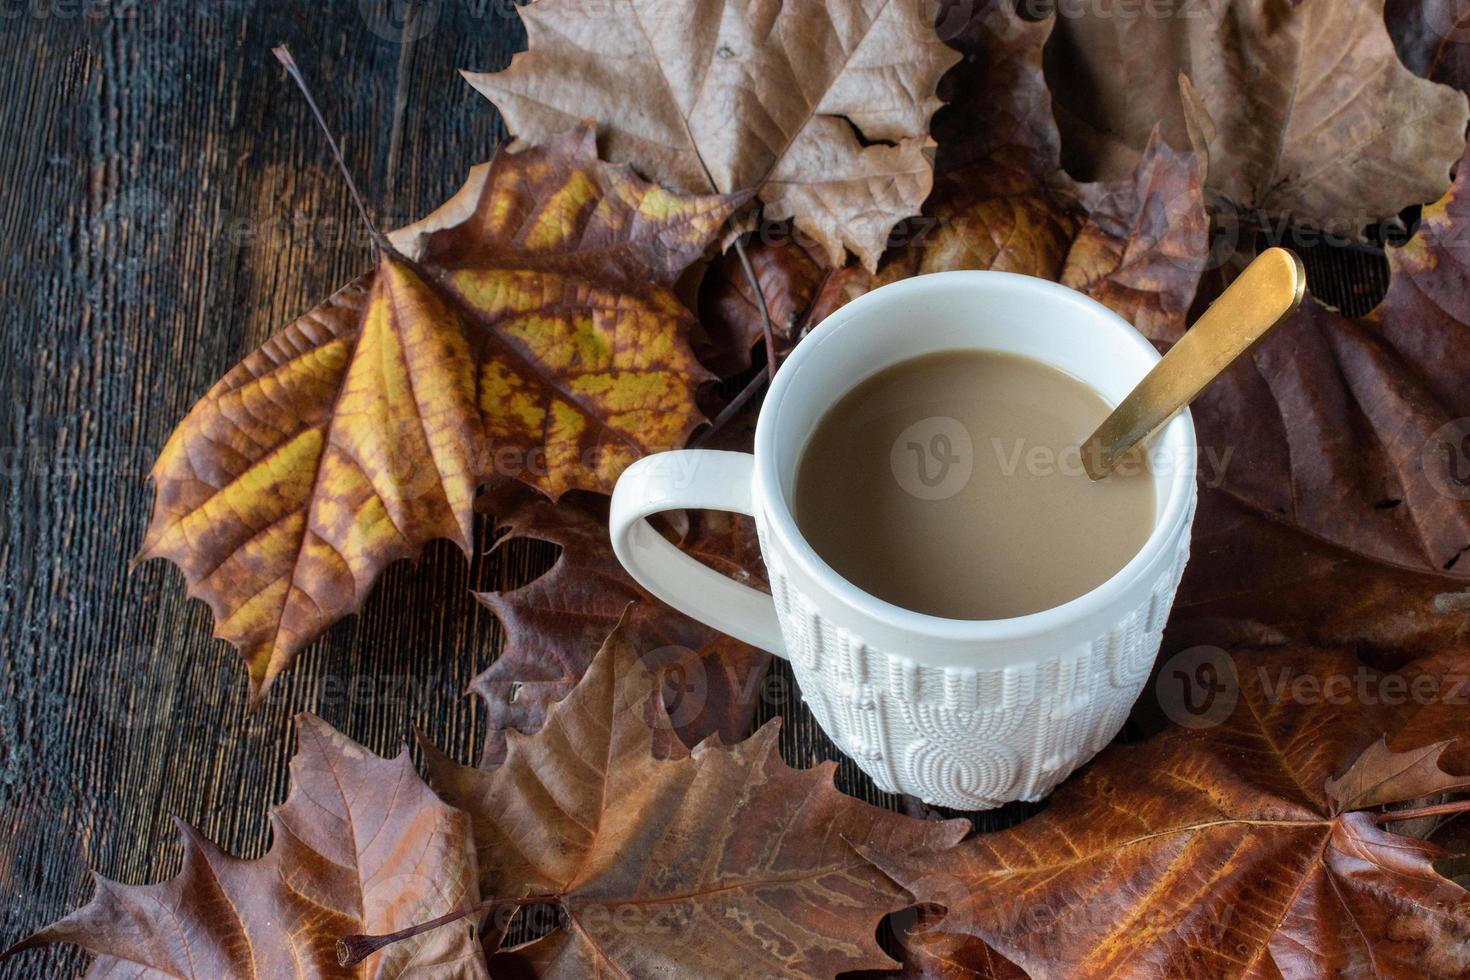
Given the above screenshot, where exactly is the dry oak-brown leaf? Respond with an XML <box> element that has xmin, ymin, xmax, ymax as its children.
<box><xmin>471</xmin><ymin>479</ymin><xmax>769</xmax><ymax>766</ymax></box>
<box><xmin>462</xmin><ymin>0</ymin><xmax>961</xmax><ymax>271</ymax></box>
<box><xmin>1046</xmin><ymin>0</ymin><xmax>1469</xmax><ymax>234</ymax></box>
<box><xmin>140</xmin><ymin>127</ymin><xmax>741</xmax><ymax>697</ymax></box>
<box><xmin>3</xmin><ymin>715</ymin><xmax>484</xmax><ymax>979</ymax></box>
<box><xmin>1326</xmin><ymin>737</ymin><xmax>1470</xmax><ymax>812</ymax></box>
<box><xmin>422</xmin><ymin>619</ymin><xmax>968</xmax><ymax>979</ymax></box>
<box><xmin>868</xmin><ymin>647</ymin><xmax>1470</xmax><ymax>979</ymax></box>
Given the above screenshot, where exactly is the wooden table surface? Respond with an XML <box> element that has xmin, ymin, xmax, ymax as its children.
<box><xmin>0</xmin><ymin>3</ymin><xmax>1389</xmax><ymax>976</ymax></box>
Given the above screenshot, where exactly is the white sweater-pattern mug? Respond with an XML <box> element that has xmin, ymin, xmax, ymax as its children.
<box><xmin>610</xmin><ymin>271</ymin><xmax>1197</xmax><ymax>809</ymax></box>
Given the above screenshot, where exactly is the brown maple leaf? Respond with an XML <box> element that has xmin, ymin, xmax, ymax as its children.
<box><xmin>1165</xmin><ymin>139</ymin><xmax>1470</xmax><ymax>667</ymax></box>
<box><xmin>3</xmin><ymin>715</ymin><xmax>484</xmax><ymax>979</ymax></box>
<box><xmin>697</xmin><ymin>1</ymin><xmax>1210</xmax><ymax>369</ymax></box>
<box><xmin>415</xmin><ymin>619</ymin><xmax>968</xmax><ymax>978</ymax></box>
<box><xmin>471</xmin><ymin>478</ymin><xmax>769</xmax><ymax>767</ymax></box>
<box><xmin>1046</xmin><ymin>0</ymin><xmax>1469</xmax><ymax>234</ymax></box>
<box><xmin>140</xmin><ymin>126</ymin><xmax>742</xmax><ymax>698</ymax></box>
<box><xmin>866</xmin><ymin>647</ymin><xmax>1470</xmax><ymax>978</ymax></box>
<box><xmin>461</xmin><ymin>0</ymin><xmax>961</xmax><ymax>271</ymax></box>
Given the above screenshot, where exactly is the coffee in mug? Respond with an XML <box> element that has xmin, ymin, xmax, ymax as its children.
<box><xmin>793</xmin><ymin>349</ymin><xmax>1155</xmax><ymax>620</ymax></box>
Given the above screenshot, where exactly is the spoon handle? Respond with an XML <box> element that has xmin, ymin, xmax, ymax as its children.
<box><xmin>1082</xmin><ymin>247</ymin><xmax>1307</xmax><ymax>480</ymax></box>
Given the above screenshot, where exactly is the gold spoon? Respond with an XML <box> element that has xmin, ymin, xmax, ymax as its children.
<box><xmin>1082</xmin><ymin>247</ymin><xmax>1307</xmax><ymax>480</ymax></box>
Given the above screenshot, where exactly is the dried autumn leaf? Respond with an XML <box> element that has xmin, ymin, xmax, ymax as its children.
<box><xmin>1326</xmin><ymin>737</ymin><xmax>1470</xmax><ymax>811</ymax></box>
<box><xmin>877</xmin><ymin>129</ymin><xmax>1209</xmax><ymax>342</ymax></box>
<box><xmin>1165</xmin><ymin>140</ymin><xmax>1470</xmax><ymax>667</ymax></box>
<box><xmin>1046</xmin><ymin>0</ymin><xmax>1469</xmax><ymax>233</ymax></box>
<box><xmin>3</xmin><ymin>715</ymin><xmax>484</xmax><ymax>979</ymax></box>
<box><xmin>868</xmin><ymin>648</ymin><xmax>1470</xmax><ymax>978</ymax></box>
<box><xmin>462</xmin><ymin>0</ymin><xmax>961</xmax><ymax>270</ymax></box>
<box><xmin>697</xmin><ymin>2</ymin><xmax>1210</xmax><ymax>363</ymax></box>
<box><xmin>694</xmin><ymin>226</ymin><xmax>832</xmax><ymax>376</ymax></box>
<box><xmin>422</xmin><ymin>619</ymin><xmax>968</xmax><ymax>978</ymax></box>
<box><xmin>472</xmin><ymin>479</ymin><xmax>769</xmax><ymax>766</ymax></box>
<box><xmin>847</xmin><ymin>907</ymin><xmax>1029</xmax><ymax>980</ymax></box>
<box><xmin>141</xmin><ymin>127</ymin><xmax>741</xmax><ymax>697</ymax></box>
<box><xmin>1385</xmin><ymin>652</ymin><xmax>1470</xmax><ymax>774</ymax></box>
<box><xmin>1387</xmin><ymin>0</ymin><xmax>1470</xmax><ymax>95</ymax></box>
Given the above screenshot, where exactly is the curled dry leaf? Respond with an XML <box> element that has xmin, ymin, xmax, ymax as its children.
<box><xmin>694</xmin><ymin>222</ymin><xmax>875</xmax><ymax>377</ymax></box>
<box><xmin>696</xmin><ymin>0</ymin><xmax>1211</xmax><ymax>368</ymax></box>
<box><xmin>867</xmin><ymin>647</ymin><xmax>1470</xmax><ymax>979</ymax></box>
<box><xmin>422</xmin><ymin>619</ymin><xmax>968</xmax><ymax>978</ymax></box>
<box><xmin>882</xmin><ymin>0</ymin><xmax>1217</xmax><ymax>339</ymax></box>
<box><xmin>141</xmin><ymin>127</ymin><xmax>741</xmax><ymax>697</ymax></box>
<box><xmin>471</xmin><ymin>479</ymin><xmax>769</xmax><ymax>766</ymax></box>
<box><xmin>1326</xmin><ymin>736</ymin><xmax>1470</xmax><ymax>812</ymax></box>
<box><xmin>3</xmin><ymin>716</ymin><xmax>484</xmax><ymax>979</ymax></box>
<box><xmin>462</xmin><ymin>0</ymin><xmax>961</xmax><ymax>270</ymax></box>
<box><xmin>1166</xmin><ymin>140</ymin><xmax>1470</xmax><ymax>669</ymax></box>
<box><xmin>1046</xmin><ymin>0</ymin><xmax>1469</xmax><ymax>234</ymax></box>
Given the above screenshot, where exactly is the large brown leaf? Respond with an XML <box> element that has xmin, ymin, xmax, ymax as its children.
<box><xmin>868</xmin><ymin>647</ymin><xmax>1470</xmax><ymax>978</ymax></box>
<box><xmin>697</xmin><ymin>1</ymin><xmax>1210</xmax><ymax>367</ymax></box>
<box><xmin>1166</xmin><ymin>140</ymin><xmax>1470</xmax><ymax>666</ymax></box>
<box><xmin>1047</xmin><ymin>0</ymin><xmax>1469</xmax><ymax>234</ymax></box>
<box><xmin>3</xmin><ymin>716</ymin><xmax>484</xmax><ymax>979</ymax></box>
<box><xmin>462</xmin><ymin>0</ymin><xmax>961</xmax><ymax>270</ymax></box>
<box><xmin>141</xmin><ymin>127</ymin><xmax>740</xmax><ymax>697</ymax></box>
<box><xmin>423</xmin><ymin>620</ymin><xmax>968</xmax><ymax>978</ymax></box>
<box><xmin>471</xmin><ymin>479</ymin><xmax>769</xmax><ymax>766</ymax></box>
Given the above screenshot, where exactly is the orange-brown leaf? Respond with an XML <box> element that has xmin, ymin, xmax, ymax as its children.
<box><xmin>867</xmin><ymin>648</ymin><xmax>1470</xmax><ymax>978</ymax></box>
<box><xmin>140</xmin><ymin>127</ymin><xmax>741</xmax><ymax>697</ymax></box>
<box><xmin>424</xmin><ymin>620</ymin><xmax>968</xmax><ymax>979</ymax></box>
<box><xmin>3</xmin><ymin>716</ymin><xmax>484</xmax><ymax>979</ymax></box>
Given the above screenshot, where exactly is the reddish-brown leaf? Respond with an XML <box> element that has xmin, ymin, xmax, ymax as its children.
<box><xmin>3</xmin><ymin>716</ymin><xmax>484</xmax><ymax>979</ymax></box>
<box><xmin>140</xmin><ymin>127</ymin><xmax>741</xmax><ymax>697</ymax></box>
<box><xmin>1166</xmin><ymin>142</ymin><xmax>1470</xmax><ymax>667</ymax></box>
<box><xmin>471</xmin><ymin>479</ymin><xmax>769</xmax><ymax>766</ymax></box>
<box><xmin>867</xmin><ymin>648</ymin><xmax>1470</xmax><ymax>978</ymax></box>
<box><xmin>424</xmin><ymin>620</ymin><xmax>968</xmax><ymax>979</ymax></box>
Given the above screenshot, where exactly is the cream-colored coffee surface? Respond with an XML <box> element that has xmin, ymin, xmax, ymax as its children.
<box><xmin>793</xmin><ymin>349</ymin><xmax>1157</xmax><ymax>620</ymax></box>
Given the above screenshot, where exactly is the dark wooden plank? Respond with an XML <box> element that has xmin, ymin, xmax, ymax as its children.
<box><xmin>0</xmin><ymin>3</ymin><xmax>1392</xmax><ymax>977</ymax></box>
<box><xmin>0</xmin><ymin>4</ymin><xmax>529</xmax><ymax>975</ymax></box>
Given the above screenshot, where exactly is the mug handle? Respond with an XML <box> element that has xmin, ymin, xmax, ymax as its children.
<box><xmin>609</xmin><ymin>450</ymin><xmax>786</xmax><ymax>657</ymax></box>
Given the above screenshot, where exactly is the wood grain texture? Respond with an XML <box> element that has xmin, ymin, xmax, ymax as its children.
<box><xmin>0</xmin><ymin>3</ymin><xmax>1388</xmax><ymax>977</ymax></box>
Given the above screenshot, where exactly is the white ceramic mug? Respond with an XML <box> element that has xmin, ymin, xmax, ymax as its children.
<box><xmin>610</xmin><ymin>271</ymin><xmax>1197</xmax><ymax>809</ymax></box>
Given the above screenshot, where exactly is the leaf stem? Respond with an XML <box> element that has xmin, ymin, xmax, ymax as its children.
<box><xmin>692</xmin><ymin>364</ymin><xmax>769</xmax><ymax>448</ymax></box>
<box><xmin>731</xmin><ymin>232</ymin><xmax>780</xmax><ymax>379</ymax></box>
<box><xmin>337</xmin><ymin>894</ymin><xmax>559</xmax><ymax>966</ymax></box>
<box><xmin>1374</xmin><ymin>798</ymin><xmax>1470</xmax><ymax>825</ymax></box>
<box><xmin>272</xmin><ymin>45</ymin><xmax>388</xmax><ymax>255</ymax></box>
